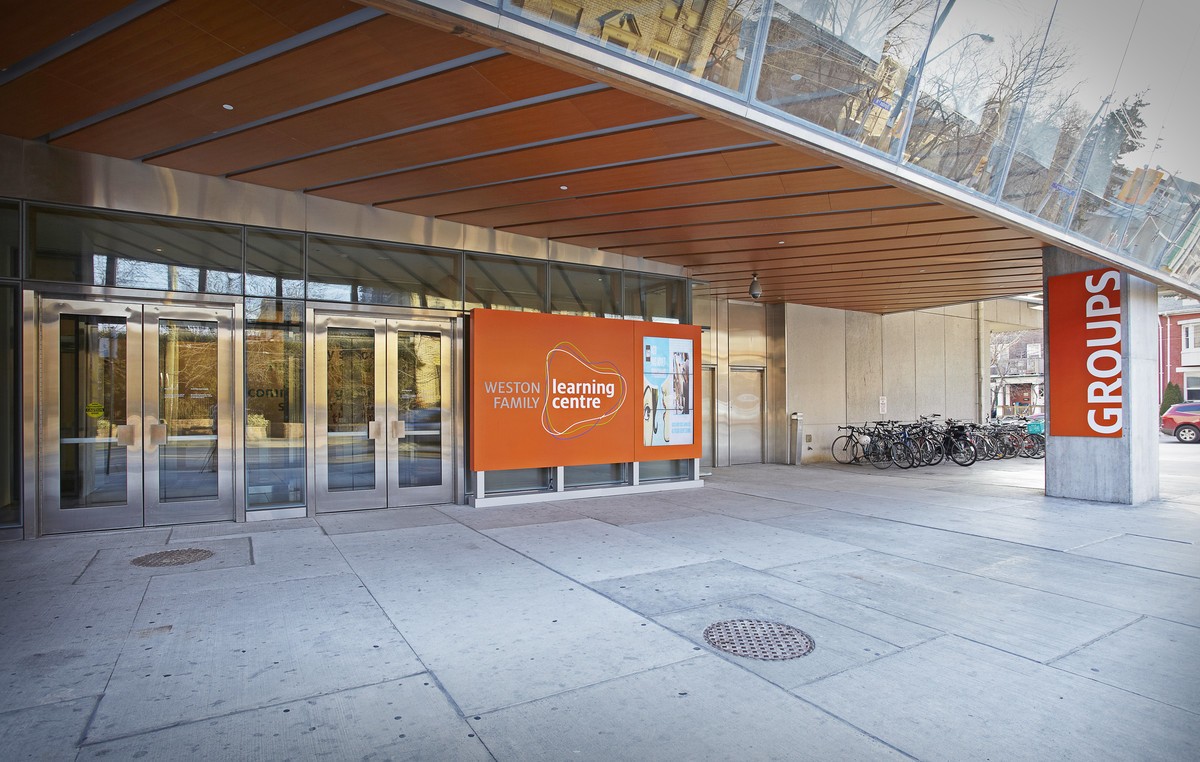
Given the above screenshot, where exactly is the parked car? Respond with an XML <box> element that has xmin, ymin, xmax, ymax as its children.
<box><xmin>1161</xmin><ymin>403</ymin><xmax>1200</xmax><ymax>443</ymax></box>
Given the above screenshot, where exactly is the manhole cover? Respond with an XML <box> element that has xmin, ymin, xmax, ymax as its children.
<box><xmin>130</xmin><ymin>548</ymin><xmax>214</xmax><ymax>567</ymax></box>
<box><xmin>702</xmin><ymin>619</ymin><xmax>815</xmax><ymax>660</ymax></box>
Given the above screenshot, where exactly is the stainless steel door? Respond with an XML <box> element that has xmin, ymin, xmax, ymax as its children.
<box><xmin>729</xmin><ymin>368</ymin><xmax>764</xmax><ymax>465</ymax></box>
<box><xmin>313</xmin><ymin>314</ymin><xmax>452</xmax><ymax>512</ymax></box>
<box><xmin>39</xmin><ymin>300</ymin><xmax>236</xmax><ymax>533</ymax></box>
<box><xmin>142</xmin><ymin>305</ymin><xmax>236</xmax><ymax>525</ymax></box>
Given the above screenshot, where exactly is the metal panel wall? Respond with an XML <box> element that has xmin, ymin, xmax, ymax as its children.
<box><xmin>728</xmin><ymin>369</ymin><xmax>764</xmax><ymax>465</ymax></box>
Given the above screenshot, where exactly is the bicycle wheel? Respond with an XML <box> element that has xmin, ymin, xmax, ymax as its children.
<box><xmin>922</xmin><ymin>437</ymin><xmax>944</xmax><ymax>466</ymax></box>
<box><xmin>1029</xmin><ymin>433</ymin><xmax>1046</xmax><ymax>459</ymax></box>
<box><xmin>891</xmin><ymin>441</ymin><xmax>915</xmax><ymax>469</ymax></box>
<box><xmin>831</xmin><ymin>435</ymin><xmax>857</xmax><ymax>465</ymax></box>
<box><xmin>948</xmin><ymin>438</ymin><xmax>977</xmax><ymax>466</ymax></box>
<box><xmin>867</xmin><ymin>439</ymin><xmax>893</xmax><ymax>469</ymax></box>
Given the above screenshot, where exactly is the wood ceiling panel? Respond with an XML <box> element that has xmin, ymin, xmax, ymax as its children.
<box><xmin>379</xmin><ymin>144</ymin><xmax>819</xmax><ymax>217</ymax></box>
<box><xmin>444</xmin><ymin>168</ymin><xmax>876</xmax><ymax>229</ymax></box>
<box><xmin>696</xmin><ymin>250</ymin><xmax>1044</xmax><ymax>281</ymax></box>
<box><xmin>701</xmin><ymin>260</ymin><xmax>1043</xmax><ymax>287</ymax></box>
<box><xmin>312</xmin><ymin>119</ymin><xmax>754</xmax><ymax>204</ymax></box>
<box><xmin>234</xmin><ymin>88</ymin><xmax>682</xmax><ymax>190</ymax></box>
<box><xmin>688</xmin><ymin>239</ymin><xmax>1040</xmax><ymax>274</ymax></box>
<box><xmin>147</xmin><ymin>55</ymin><xmax>588</xmax><ymax>175</ymax></box>
<box><xmin>0</xmin><ymin>0</ymin><xmax>132</xmax><ymax>70</ymax></box>
<box><xmin>0</xmin><ymin>0</ymin><xmax>358</xmax><ymax>138</ymax></box>
<box><xmin>501</xmin><ymin>187</ymin><xmax>928</xmax><ymax>239</ymax></box>
<box><xmin>624</xmin><ymin>217</ymin><xmax>1006</xmax><ymax>259</ymax></box>
<box><xmin>559</xmin><ymin>205</ymin><xmax>960</xmax><ymax>250</ymax></box>
<box><xmin>56</xmin><ymin>15</ymin><xmax>486</xmax><ymax>159</ymax></box>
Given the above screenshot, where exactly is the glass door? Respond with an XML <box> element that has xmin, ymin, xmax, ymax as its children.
<box><xmin>312</xmin><ymin>314</ymin><xmax>452</xmax><ymax>512</ymax></box>
<box><xmin>40</xmin><ymin>299</ymin><xmax>236</xmax><ymax>534</ymax></box>
<box><xmin>143</xmin><ymin>305</ymin><xmax>236</xmax><ymax>525</ymax></box>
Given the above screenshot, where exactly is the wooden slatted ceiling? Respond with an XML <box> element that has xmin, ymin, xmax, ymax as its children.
<box><xmin>0</xmin><ymin>0</ymin><xmax>1049</xmax><ymax>313</ymax></box>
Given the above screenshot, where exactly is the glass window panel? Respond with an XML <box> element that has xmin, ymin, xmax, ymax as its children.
<box><xmin>326</xmin><ymin>327</ymin><xmax>377</xmax><ymax>492</ymax></box>
<box><xmin>306</xmin><ymin>235</ymin><xmax>460</xmax><ymax>308</ymax></box>
<box><xmin>0</xmin><ymin>285</ymin><xmax>18</xmax><ymax>525</ymax></box>
<box><xmin>639</xmin><ymin>458</ymin><xmax>691</xmax><ymax>481</ymax></box>
<box><xmin>397</xmin><ymin>331</ymin><xmax>443</xmax><ymax>488</ymax></box>
<box><xmin>901</xmin><ymin>0</ymin><xmax>1054</xmax><ymax>199</ymax></box>
<box><xmin>464</xmin><ymin>254</ymin><xmax>546</xmax><ymax>312</ymax></box>
<box><xmin>0</xmin><ymin>200</ymin><xmax>17</xmax><ymax>279</ymax></box>
<box><xmin>27</xmin><ymin>206</ymin><xmax>242</xmax><ymax>293</ymax></box>
<box><xmin>246</xmin><ymin>228</ymin><xmax>304</xmax><ymax>298</ymax></box>
<box><xmin>505</xmin><ymin>0</ymin><xmax>768</xmax><ymax>95</ymax></box>
<box><xmin>157</xmin><ymin>320</ymin><xmax>220</xmax><ymax>502</ymax></box>
<box><xmin>479</xmin><ymin>467</ymin><xmax>553</xmax><ymax>494</ymax></box>
<box><xmin>564</xmin><ymin>463</ymin><xmax>628</xmax><ymax>488</ymax></box>
<box><xmin>245</xmin><ymin>299</ymin><xmax>305</xmax><ymax>511</ymax></box>
<box><xmin>550</xmin><ymin>263</ymin><xmax>621</xmax><ymax>316</ymax></box>
<box><xmin>755</xmin><ymin>0</ymin><xmax>938</xmax><ymax>150</ymax></box>
<box><xmin>58</xmin><ymin>314</ymin><xmax>129</xmax><ymax>510</ymax></box>
<box><xmin>624</xmin><ymin>273</ymin><xmax>687</xmax><ymax>321</ymax></box>
<box><xmin>1047</xmin><ymin>0</ymin><xmax>1200</xmax><ymax>282</ymax></box>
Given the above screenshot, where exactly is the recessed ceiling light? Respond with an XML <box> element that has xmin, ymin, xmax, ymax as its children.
<box><xmin>222</xmin><ymin>104</ymin><xmax>234</xmax><ymax>111</ymax></box>
<box><xmin>777</xmin><ymin>240</ymin><xmax>786</xmax><ymax>245</ymax></box>
<box><xmin>559</xmin><ymin>185</ymin><xmax>569</xmax><ymax>191</ymax></box>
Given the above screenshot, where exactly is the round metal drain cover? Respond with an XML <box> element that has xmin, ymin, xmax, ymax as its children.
<box><xmin>131</xmin><ymin>548</ymin><xmax>214</xmax><ymax>567</ymax></box>
<box><xmin>703</xmin><ymin>619</ymin><xmax>815</xmax><ymax>660</ymax></box>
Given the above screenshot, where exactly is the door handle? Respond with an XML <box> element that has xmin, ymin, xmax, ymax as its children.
<box><xmin>390</xmin><ymin>420</ymin><xmax>406</xmax><ymax>439</ymax></box>
<box><xmin>148</xmin><ymin>423</ymin><xmax>168</xmax><ymax>446</ymax></box>
<box><xmin>115</xmin><ymin>424</ymin><xmax>136</xmax><ymax>447</ymax></box>
<box><xmin>368</xmin><ymin>420</ymin><xmax>382</xmax><ymax>440</ymax></box>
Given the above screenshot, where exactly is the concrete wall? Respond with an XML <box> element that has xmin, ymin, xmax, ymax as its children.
<box><xmin>784</xmin><ymin>303</ymin><xmax>986</xmax><ymax>463</ymax></box>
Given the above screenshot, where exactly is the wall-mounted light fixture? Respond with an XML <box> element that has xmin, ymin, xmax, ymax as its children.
<box><xmin>748</xmin><ymin>273</ymin><xmax>762</xmax><ymax>300</ymax></box>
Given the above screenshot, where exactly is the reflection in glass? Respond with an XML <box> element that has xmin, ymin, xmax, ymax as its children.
<box><xmin>756</xmin><ymin>0</ymin><xmax>937</xmax><ymax>149</ymax></box>
<box><xmin>564</xmin><ymin>463</ymin><xmax>627</xmax><ymax>488</ymax></box>
<box><xmin>0</xmin><ymin>286</ymin><xmax>15</xmax><ymax>524</ymax></box>
<box><xmin>0</xmin><ymin>200</ymin><xmax>17</xmax><ymax>278</ymax></box>
<box><xmin>397</xmin><ymin>332</ymin><xmax>442</xmax><ymax>488</ymax></box>
<box><xmin>28</xmin><ymin>206</ymin><xmax>242</xmax><ymax>293</ymax></box>
<box><xmin>158</xmin><ymin>320</ymin><xmax>219</xmax><ymax>502</ymax></box>
<box><xmin>639</xmin><ymin>458</ymin><xmax>690</xmax><ymax>481</ymax></box>
<box><xmin>464</xmin><ymin>254</ymin><xmax>546</xmax><ymax>312</ymax></box>
<box><xmin>246</xmin><ymin>300</ymin><xmax>305</xmax><ymax>510</ymax></box>
<box><xmin>550</xmin><ymin>263</ymin><xmax>621</xmax><ymax>316</ymax></box>
<box><xmin>246</xmin><ymin>228</ymin><xmax>304</xmax><ymax>298</ymax></box>
<box><xmin>326</xmin><ymin>328</ymin><xmax>377</xmax><ymax>491</ymax></box>
<box><xmin>480</xmin><ymin>467</ymin><xmax>553</xmax><ymax>494</ymax></box>
<box><xmin>507</xmin><ymin>0</ymin><xmax>767</xmax><ymax>95</ymax></box>
<box><xmin>59</xmin><ymin>315</ymin><xmax>128</xmax><ymax>510</ymax></box>
<box><xmin>624</xmin><ymin>273</ymin><xmax>688</xmax><ymax>321</ymax></box>
<box><xmin>307</xmin><ymin>235</ymin><xmax>460</xmax><ymax>308</ymax></box>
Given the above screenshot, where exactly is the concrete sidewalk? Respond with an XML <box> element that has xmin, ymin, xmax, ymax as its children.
<box><xmin>2</xmin><ymin>444</ymin><xmax>1198</xmax><ymax>760</ymax></box>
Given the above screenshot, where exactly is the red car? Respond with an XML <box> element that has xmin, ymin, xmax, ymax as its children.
<box><xmin>1161</xmin><ymin>403</ymin><xmax>1200</xmax><ymax>443</ymax></box>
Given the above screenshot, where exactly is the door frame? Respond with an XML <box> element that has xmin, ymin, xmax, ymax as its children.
<box><xmin>33</xmin><ymin>290</ymin><xmax>245</xmax><ymax>535</ymax></box>
<box><xmin>307</xmin><ymin>304</ymin><xmax>460</xmax><ymax>514</ymax></box>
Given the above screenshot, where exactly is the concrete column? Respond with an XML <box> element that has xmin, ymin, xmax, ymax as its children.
<box><xmin>1043</xmin><ymin>247</ymin><xmax>1159</xmax><ymax>503</ymax></box>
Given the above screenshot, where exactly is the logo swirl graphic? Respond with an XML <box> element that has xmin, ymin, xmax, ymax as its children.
<box><xmin>540</xmin><ymin>341</ymin><xmax>627</xmax><ymax>440</ymax></box>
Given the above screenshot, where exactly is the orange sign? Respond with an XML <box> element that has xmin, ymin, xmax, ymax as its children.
<box><xmin>471</xmin><ymin>310</ymin><xmax>701</xmax><ymax>471</ymax></box>
<box><xmin>1047</xmin><ymin>268</ymin><xmax>1123</xmax><ymax>437</ymax></box>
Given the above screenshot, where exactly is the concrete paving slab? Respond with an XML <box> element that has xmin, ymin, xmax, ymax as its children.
<box><xmin>470</xmin><ymin>655</ymin><xmax>910</xmax><ymax>761</ymax></box>
<box><xmin>653</xmin><ymin>594</ymin><xmax>898</xmax><ymax>689</ymax></box>
<box><xmin>0</xmin><ymin>582</ymin><xmax>145</xmax><ymax>714</ymax></box>
<box><xmin>770</xmin><ymin>551</ymin><xmax>1140</xmax><ymax>662</ymax></box>
<box><xmin>86</xmin><ymin>573</ymin><xmax>424</xmax><ymax>743</ymax></box>
<box><xmin>332</xmin><ymin>523</ymin><xmax>698</xmax><ymax>715</ymax></box>
<box><xmin>315</xmin><ymin>506</ymin><xmax>454</xmax><ymax>535</ymax></box>
<box><xmin>484</xmin><ymin>518</ymin><xmax>718</xmax><ymax>582</ymax></box>
<box><xmin>628</xmin><ymin>514</ymin><xmax>862</xmax><ymax>569</ymax></box>
<box><xmin>0</xmin><ymin>696</ymin><xmax>98</xmax><ymax>761</ymax></box>
<box><xmin>1050</xmin><ymin>617</ymin><xmax>1200</xmax><ymax>714</ymax></box>
<box><xmin>0</xmin><ymin>528</ymin><xmax>171</xmax><ymax>589</ymax></box>
<box><xmin>591</xmin><ymin>560</ymin><xmax>941</xmax><ymax>648</ymax></box>
<box><xmin>168</xmin><ymin>517</ymin><xmax>318</xmax><ymax>540</ymax></box>
<box><xmin>988</xmin><ymin>499</ymin><xmax>1200</xmax><ymax>544</ymax></box>
<box><xmin>78</xmin><ymin>678</ymin><xmax>491</xmax><ymax>761</ymax></box>
<box><xmin>437</xmin><ymin>501</ymin><xmax>583</xmax><ymax>530</ymax></box>
<box><xmin>74</xmin><ymin>536</ymin><xmax>252</xmax><ymax>585</ymax></box>
<box><xmin>147</xmin><ymin>527</ymin><xmax>353</xmax><ymax>594</ymax></box>
<box><xmin>1067</xmin><ymin>534</ymin><xmax>1200</xmax><ymax>577</ymax></box>
<box><xmin>794</xmin><ymin>635</ymin><xmax>1199</xmax><ymax>762</ymax></box>
<box><xmin>551</xmin><ymin>493</ymin><xmax>709</xmax><ymax>525</ymax></box>
<box><xmin>655</xmin><ymin>487</ymin><xmax>820</xmax><ymax>520</ymax></box>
